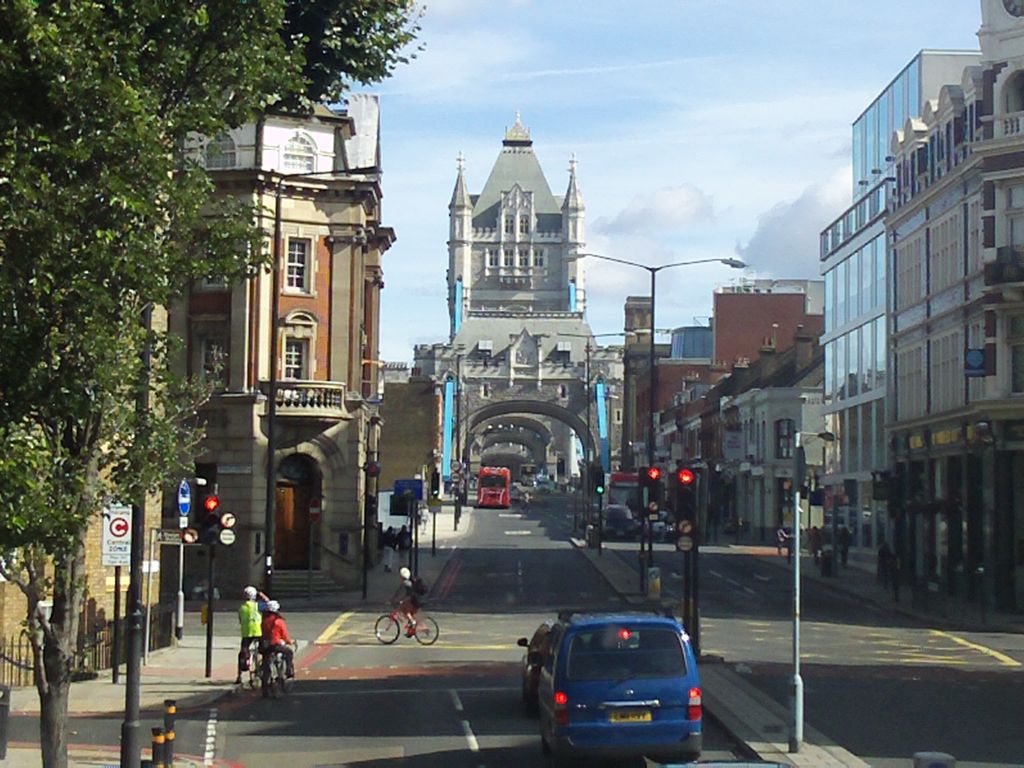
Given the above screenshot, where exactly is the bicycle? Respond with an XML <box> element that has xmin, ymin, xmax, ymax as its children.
<box><xmin>238</xmin><ymin>643</ymin><xmax>260</xmax><ymax>689</ymax></box>
<box><xmin>260</xmin><ymin>648</ymin><xmax>293</xmax><ymax>698</ymax></box>
<box><xmin>374</xmin><ymin>606</ymin><xmax>439</xmax><ymax>646</ymax></box>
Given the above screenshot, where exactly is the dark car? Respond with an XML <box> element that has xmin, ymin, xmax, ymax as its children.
<box><xmin>516</xmin><ymin>620</ymin><xmax>554</xmax><ymax>715</ymax></box>
<box><xmin>537</xmin><ymin>611</ymin><xmax>702</xmax><ymax>766</ymax></box>
<box><xmin>602</xmin><ymin>504</ymin><xmax>640</xmax><ymax>539</ymax></box>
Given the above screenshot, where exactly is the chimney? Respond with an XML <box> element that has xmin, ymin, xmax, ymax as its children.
<box><xmin>759</xmin><ymin>344</ymin><xmax>778</xmax><ymax>379</ymax></box>
<box><xmin>794</xmin><ymin>324</ymin><xmax>815</xmax><ymax>370</ymax></box>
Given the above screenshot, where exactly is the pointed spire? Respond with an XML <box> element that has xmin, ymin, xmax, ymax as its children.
<box><xmin>450</xmin><ymin>151</ymin><xmax>471</xmax><ymax>210</ymax></box>
<box><xmin>563</xmin><ymin>152</ymin><xmax>584</xmax><ymax>210</ymax></box>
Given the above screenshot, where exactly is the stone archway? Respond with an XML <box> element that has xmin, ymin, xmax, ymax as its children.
<box><xmin>468</xmin><ymin>399</ymin><xmax>597</xmax><ymax>462</ymax></box>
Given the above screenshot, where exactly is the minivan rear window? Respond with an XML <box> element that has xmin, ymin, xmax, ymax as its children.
<box><xmin>566</xmin><ymin>626</ymin><xmax>685</xmax><ymax>680</ymax></box>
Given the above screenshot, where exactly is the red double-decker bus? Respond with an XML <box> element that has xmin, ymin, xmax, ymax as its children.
<box><xmin>476</xmin><ymin>466</ymin><xmax>512</xmax><ymax>509</ymax></box>
<box><xmin>607</xmin><ymin>470</ymin><xmax>641</xmax><ymax>514</ymax></box>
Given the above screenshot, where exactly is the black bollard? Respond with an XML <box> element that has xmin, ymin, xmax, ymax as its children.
<box><xmin>163</xmin><ymin>699</ymin><xmax>176</xmax><ymax>767</ymax></box>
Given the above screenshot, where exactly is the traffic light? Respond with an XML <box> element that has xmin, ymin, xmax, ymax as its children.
<box><xmin>364</xmin><ymin>460</ymin><xmax>382</xmax><ymax>478</ymax></box>
<box><xmin>199</xmin><ymin>493</ymin><xmax>237</xmax><ymax>545</ymax></box>
<box><xmin>640</xmin><ymin>466</ymin><xmax>663</xmax><ymax>511</ymax></box>
<box><xmin>675</xmin><ymin>465</ymin><xmax>697</xmax><ymax>531</ymax></box>
<box><xmin>430</xmin><ymin>469</ymin><xmax>441</xmax><ymax>498</ymax></box>
<box><xmin>592</xmin><ymin>466</ymin><xmax>606</xmax><ymax>496</ymax></box>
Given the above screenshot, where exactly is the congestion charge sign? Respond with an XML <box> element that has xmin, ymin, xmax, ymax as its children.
<box><xmin>102</xmin><ymin>502</ymin><xmax>133</xmax><ymax>567</ymax></box>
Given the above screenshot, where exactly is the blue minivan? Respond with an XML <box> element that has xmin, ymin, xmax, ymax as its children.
<box><xmin>537</xmin><ymin>611</ymin><xmax>702</xmax><ymax>765</ymax></box>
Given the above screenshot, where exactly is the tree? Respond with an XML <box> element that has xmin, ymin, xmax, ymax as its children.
<box><xmin>0</xmin><ymin>2</ymin><xmax>419</xmax><ymax>765</ymax></box>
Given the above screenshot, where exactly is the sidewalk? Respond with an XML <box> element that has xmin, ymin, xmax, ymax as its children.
<box><xmin>4</xmin><ymin>504</ymin><xmax>471</xmax><ymax>766</ymax></box>
<box><xmin>759</xmin><ymin>543</ymin><xmax>1024</xmax><ymax>635</ymax></box>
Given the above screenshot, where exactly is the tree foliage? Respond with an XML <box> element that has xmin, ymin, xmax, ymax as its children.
<box><xmin>0</xmin><ymin>1</ymin><xmax>418</xmax><ymax>764</ymax></box>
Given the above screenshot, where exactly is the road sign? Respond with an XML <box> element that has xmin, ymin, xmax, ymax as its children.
<box><xmin>678</xmin><ymin>520</ymin><xmax>693</xmax><ymax>535</ymax></box>
<box><xmin>220</xmin><ymin>512</ymin><xmax>237</xmax><ymax>529</ymax></box>
<box><xmin>676</xmin><ymin>535</ymin><xmax>694</xmax><ymax>552</ymax></box>
<box><xmin>102</xmin><ymin>502</ymin><xmax>132</xmax><ymax>566</ymax></box>
<box><xmin>394</xmin><ymin>478</ymin><xmax>423</xmax><ymax>501</ymax></box>
<box><xmin>156</xmin><ymin>529</ymin><xmax>186</xmax><ymax>544</ymax></box>
<box><xmin>309</xmin><ymin>500</ymin><xmax>322</xmax><ymax>523</ymax></box>
<box><xmin>181</xmin><ymin>528</ymin><xmax>199</xmax><ymax>544</ymax></box>
<box><xmin>218</xmin><ymin>528</ymin><xmax>236</xmax><ymax>546</ymax></box>
<box><xmin>177</xmin><ymin>480</ymin><xmax>191</xmax><ymax>516</ymax></box>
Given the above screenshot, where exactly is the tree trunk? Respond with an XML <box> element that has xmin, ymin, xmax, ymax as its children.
<box><xmin>31</xmin><ymin>540</ymin><xmax>86</xmax><ymax>768</ymax></box>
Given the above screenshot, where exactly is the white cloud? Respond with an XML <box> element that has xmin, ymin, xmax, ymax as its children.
<box><xmin>735</xmin><ymin>166</ymin><xmax>851</xmax><ymax>278</ymax></box>
<box><xmin>594</xmin><ymin>184</ymin><xmax>715</xmax><ymax>235</ymax></box>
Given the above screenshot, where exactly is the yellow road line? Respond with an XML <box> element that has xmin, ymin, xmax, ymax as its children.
<box><xmin>931</xmin><ymin>629</ymin><xmax>1022</xmax><ymax>668</ymax></box>
<box><xmin>315</xmin><ymin>610</ymin><xmax>355</xmax><ymax>645</ymax></box>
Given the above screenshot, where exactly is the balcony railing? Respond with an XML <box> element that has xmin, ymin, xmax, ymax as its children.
<box><xmin>999</xmin><ymin>111</ymin><xmax>1024</xmax><ymax>139</ymax></box>
<box><xmin>261</xmin><ymin>380</ymin><xmax>349</xmax><ymax>419</ymax></box>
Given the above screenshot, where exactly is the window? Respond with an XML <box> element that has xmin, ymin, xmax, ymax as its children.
<box><xmin>504</xmin><ymin>215</ymin><xmax>514</xmax><ymax>235</ymax></box>
<box><xmin>520</xmin><ymin>214</ymin><xmax>531</xmax><ymax>234</ymax></box>
<box><xmin>1010</xmin><ymin>315</ymin><xmax>1024</xmax><ymax>393</ymax></box>
<box><xmin>284</xmin><ymin>339</ymin><xmax>308</xmax><ymax>380</ymax></box>
<box><xmin>202</xmin><ymin>337</ymin><xmax>228</xmax><ymax>390</ymax></box>
<box><xmin>283</xmin><ymin>134</ymin><xmax>315</xmax><ymax>173</ymax></box>
<box><xmin>481</xmin><ymin>382</ymin><xmax>491</xmax><ymax>398</ymax></box>
<box><xmin>534</xmin><ymin>249</ymin><xmax>545</xmax><ymax>268</ymax></box>
<box><xmin>775</xmin><ymin>419</ymin><xmax>794</xmax><ymax>459</ymax></box>
<box><xmin>286</xmin><ymin>238</ymin><xmax>311</xmax><ymax>292</ymax></box>
<box><xmin>487</xmin><ymin>249</ymin><xmax>499</xmax><ymax>267</ymax></box>
<box><xmin>205</xmin><ymin>134</ymin><xmax>236</xmax><ymax>169</ymax></box>
<box><xmin>519</xmin><ymin>249</ymin><xmax>530</xmax><ymax>267</ymax></box>
<box><xmin>503</xmin><ymin>248</ymin><xmax>513</xmax><ymax>267</ymax></box>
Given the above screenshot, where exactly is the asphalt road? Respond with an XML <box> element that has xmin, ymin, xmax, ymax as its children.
<box><xmin>604</xmin><ymin>529</ymin><xmax>1024</xmax><ymax>767</ymax></box>
<box><xmin>14</xmin><ymin>493</ymin><xmax>745</xmax><ymax>766</ymax></box>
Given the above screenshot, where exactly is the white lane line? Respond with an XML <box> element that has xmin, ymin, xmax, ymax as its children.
<box><xmin>204</xmin><ymin>707</ymin><xmax>217</xmax><ymax>766</ymax></box>
<box><xmin>450</xmin><ymin>689</ymin><xmax>464</xmax><ymax>712</ymax></box>
<box><xmin>743</xmin><ymin>586</ymin><xmax>757</xmax><ymax>595</ymax></box>
<box><xmin>709</xmin><ymin>569</ymin><xmax>724</xmax><ymax>579</ymax></box>
<box><xmin>462</xmin><ymin>719</ymin><xmax>480</xmax><ymax>752</ymax></box>
<box><xmin>726</xmin><ymin>578</ymin><xmax>744</xmax><ymax>589</ymax></box>
<box><xmin>504</xmin><ymin>530</ymin><xmax>532</xmax><ymax>536</ymax></box>
<box><xmin>499</xmin><ymin>513</ymin><xmax>524</xmax><ymax>518</ymax></box>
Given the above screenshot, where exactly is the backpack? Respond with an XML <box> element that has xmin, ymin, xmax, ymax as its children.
<box><xmin>412</xmin><ymin>576</ymin><xmax>428</xmax><ymax>596</ymax></box>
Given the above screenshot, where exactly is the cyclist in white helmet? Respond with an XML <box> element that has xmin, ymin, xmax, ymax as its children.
<box><xmin>260</xmin><ymin>599</ymin><xmax>295</xmax><ymax>677</ymax></box>
<box><xmin>395</xmin><ymin>566</ymin><xmax>427</xmax><ymax>636</ymax></box>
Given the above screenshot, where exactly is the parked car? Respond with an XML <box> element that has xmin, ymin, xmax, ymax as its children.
<box><xmin>537</xmin><ymin>611</ymin><xmax>702</xmax><ymax>766</ymax></box>
<box><xmin>516</xmin><ymin>620</ymin><xmax>554</xmax><ymax>715</ymax></box>
<box><xmin>601</xmin><ymin>504</ymin><xmax>640</xmax><ymax>540</ymax></box>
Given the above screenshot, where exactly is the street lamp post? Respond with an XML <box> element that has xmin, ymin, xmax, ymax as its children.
<box><xmin>262</xmin><ymin>164</ymin><xmax>377</xmax><ymax>595</ymax></box>
<box><xmin>790</xmin><ymin>428</ymin><xmax>834</xmax><ymax>753</ymax></box>
<box><xmin>577</xmin><ymin>254</ymin><xmax>745</xmax><ymax>591</ymax></box>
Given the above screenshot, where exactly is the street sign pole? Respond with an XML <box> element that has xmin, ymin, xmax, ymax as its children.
<box><xmin>176</xmin><ymin>480</ymin><xmax>191</xmax><ymax>642</ymax></box>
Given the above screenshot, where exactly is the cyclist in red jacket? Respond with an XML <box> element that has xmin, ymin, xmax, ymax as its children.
<box><xmin>261</xmin><ymin>600</ymin><xmax>295</xmax><ymax>678</ymax></box>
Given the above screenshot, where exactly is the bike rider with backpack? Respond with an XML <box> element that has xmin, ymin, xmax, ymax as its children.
<box><xmin>396</xmin><ymin>566</ymin><xmax>428</xmax><ymax>636</ymax></box>
<box><xmin>260</xmin><ymin>600</ymin><xmax>295</xmax><ymax>678</ymax></box>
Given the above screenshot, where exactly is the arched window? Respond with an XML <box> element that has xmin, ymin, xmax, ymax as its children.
<box><xmin>281</xmin><ymin>311</ymin><xmax>317</xmax><ymax>380</ymax></box>
<box><xmin>205</xmin><ymin>134</ymin><xmax>236</xmax><ymax>169</ymax></box>
<box><xmin>1006</xmin><ymin>72</ymin><xmax>1024</xmax><ymax>114</ymax></box>
<box><xmin>283</xmin><ymin>134</ymin><xmax>316</xmax><ymax>173</ymax></box>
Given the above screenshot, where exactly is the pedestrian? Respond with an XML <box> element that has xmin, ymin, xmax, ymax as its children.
<box><xmin>382</xmin><ymin>526</ymin><xmax>398</xmax><ymax>572</ymax></box>
<box><xmin>397</xmin><ymin>524</ymin><xmax>412</xmax><ymax>553</ymax></box>
<box><xmin>838</xmin><ymin>525</ymin><xmax>852</xmax><ymax>567</ymax></box>
<box><xmin>776</xmin><ymin>524</ymin><xmax>790</xmax><ymax>558</ymax></box>
<box><xmin>877</xmin><ymin>539</ymin><xmax>893</xmax><ymax>587</ymax></box>
<box><xmin>809</xmin><ymin>526</ymin><xmax>823</xmax><ymax>565</ymax></box>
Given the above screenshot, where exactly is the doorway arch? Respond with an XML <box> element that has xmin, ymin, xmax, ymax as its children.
<box><xmin>275</xmin><ymin>453</ymin><xmax>321</xmax><ymax>570</ymax></box>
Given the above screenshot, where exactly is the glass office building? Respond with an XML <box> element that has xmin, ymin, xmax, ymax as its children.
<box><xmin>819</xmin><ymin>51</ymin><xmax>980</xmax><ymax>549</ymax></box>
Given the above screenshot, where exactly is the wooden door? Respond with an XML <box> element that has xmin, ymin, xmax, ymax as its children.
<box><xmin>275</xmin><ymin>484</ymin><xmax>310</xmax><ymax>569</ymax></box>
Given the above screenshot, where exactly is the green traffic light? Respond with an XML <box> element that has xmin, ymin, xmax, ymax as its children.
<box><xmin>595</xmin><ymin>485</ymin><xmax>605</xmax><ymax>495</ymax></box>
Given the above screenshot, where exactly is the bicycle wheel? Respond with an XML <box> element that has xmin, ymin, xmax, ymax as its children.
<box><xmin>374</xmin><ymin>614</ymin><xmax>401</xmax><ymax>644</ymax></box>
<box><xmin>275</xmin><ymin>657</ymin><xmax>290</xmax><ymax>696</ymax></box>
<box><xmin>413</xmin><ymin>616</ymin><xmax>439</xmax><ymax>646</ymax></box>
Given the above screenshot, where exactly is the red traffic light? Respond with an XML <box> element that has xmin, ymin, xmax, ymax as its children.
<box><xmin>203</xmin><ymin>494</ymin><xmax>220</xmax><ymax>513</ymax></box>
<box><xmin>645</xmin><ymin>466</ymin><xmax>662</xmax><ymax>482</ymax></box>
<box><xmin>677</xmin><ymin>468</ymin><xmax>695</xmax><ymax>486</ymax></box>
<box><xmin>364</xmin><ymin>460</ymin><xmax>382</xmax><ymax>478</ymax></box>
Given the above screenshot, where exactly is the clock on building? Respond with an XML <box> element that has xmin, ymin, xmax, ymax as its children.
<box><xmin>1005</xmin><ymin>0</ymin><xmax>1024</xmax><ymax>17</ymax></box>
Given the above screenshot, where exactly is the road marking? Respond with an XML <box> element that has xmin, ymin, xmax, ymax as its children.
<box><xmin>204</xmin><ymin>707</ymin><xmax>217</xmax><ymax>766</ymax></box>
<box><xmin>931</xmin><ymin>629</ymin><xmax>1022</xmax><ymax>668</ymax></box>
<box><xmin>462</xmin><ymin>720</ymin><xmax>480</xmax><ymax>752</ymax></box>
<box><xmin>504</xmin><ymin>530</ymin><xmax>532</xmax><ymax>536</ymax></box>
<box><xmin>499</xmin><ymin>513</ymin><xmax>524</xmax><ymax>518</ymax></box>
<box><xmin>709</xmin><ymin>569</ymin><xmax>723</xmax><ymax>579</ymax></box>
<box><xmin>450</xmin><ymin>688</ymin><xmax>464</xmax><ymax>711</ymax></box>
<box><xmin>315</xmin><ymin>610</ymin><xmax>355</xmax><ymax>644</ymax></box>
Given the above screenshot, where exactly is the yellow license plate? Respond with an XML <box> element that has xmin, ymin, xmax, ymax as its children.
<box><xmin>609</xmin><ymin>709</ymin><xmax>652</xmax><ymax>723</ymax></box>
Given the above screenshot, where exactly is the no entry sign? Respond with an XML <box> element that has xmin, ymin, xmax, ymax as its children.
<box><xmin>102</xmin><ymin>502</ymin><xmax>132</xmax><ymax>567</ymax></box>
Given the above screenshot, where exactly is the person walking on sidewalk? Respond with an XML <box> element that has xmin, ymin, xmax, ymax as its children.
<box><xmin>877</xmin><ymin>539</ymin><xmax>894</xmax><ymax>588</ymax></box>
<box><xmin>838</xmin><ymin>525</ymin><xmax>852</xmax><ymax>568</ymax></box>
<box><xmin>236</xmin><ymin>585</ymin><xmax>267</xmax><ymax>684</ymax></box>
<box><xmin>382</xmin><ymin>526</ymin><xmax>398</xmax><ymax>572</ymax></box>
<box><xmin>809</xmin><ymin>526</ymin><xmax>823</xmax><ymax>565</ymax></box>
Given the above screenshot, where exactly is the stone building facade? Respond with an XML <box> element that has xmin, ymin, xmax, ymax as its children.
<box><xmin>414</xmin><ymin>117</ymin><xmax>622</xmax><ymax>482</ymax></box>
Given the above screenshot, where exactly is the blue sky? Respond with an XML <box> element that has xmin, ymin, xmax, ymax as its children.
<box><xmin>362</xmin><ymin>0</ymin><xmax>982</xmax><ymax>364</ymax></box>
